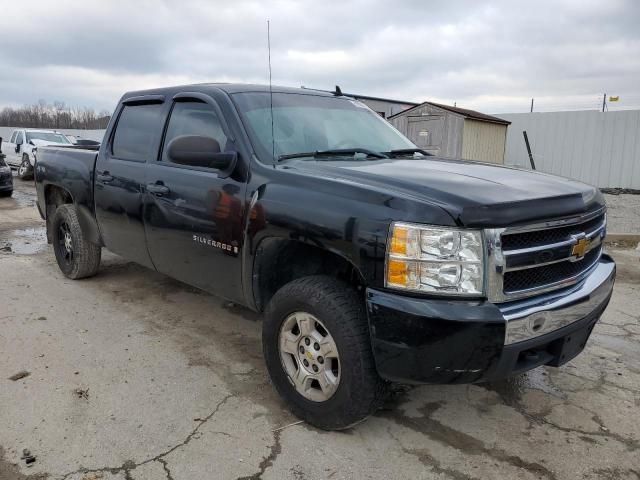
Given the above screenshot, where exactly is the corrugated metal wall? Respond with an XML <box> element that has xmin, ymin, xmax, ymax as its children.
<box><xmin>501</xmin><ymin>110</ymin><xmax>640</xmax><ymax>188</ymax></box>
<box><xmin>461</xmin><ymin>119</ymin><xmax>507</xmax><ymax>164</ymax></box>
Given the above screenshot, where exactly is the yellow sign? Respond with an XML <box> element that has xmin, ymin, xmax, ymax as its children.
<box><xmin>609</xmin><ymin>96</ymin><xmax>620</xmax><ymax>102</ymax></box>
<box><xmin>571</xmin><ymin>238</ymin><xmax>590</xmax><ymax>258</ymax></box>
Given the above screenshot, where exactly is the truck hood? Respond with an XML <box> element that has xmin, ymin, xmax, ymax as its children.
<box><xmin>284</xmin><ymin>157</ymin><xmax>604</xmax><ymax>227</ymax></box>
<box><xmin>30</xmin><ymin>139</ymin><xmax>68</xmax><ymax>147</ymax></box>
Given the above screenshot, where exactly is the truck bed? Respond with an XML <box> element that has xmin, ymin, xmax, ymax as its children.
<box><xmin>35</xmin><ymin>145</ymin><xmax>100</xmax><ymax>225</ymax></box>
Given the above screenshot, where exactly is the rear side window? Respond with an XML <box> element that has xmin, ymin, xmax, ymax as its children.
<box><xmin>161</xmin><ymin>101</ymin><xmax>228</xmax><ymax>164</ymax></box>
<box><xmin>112</xmin><ymin>104</ymin><xmax>163</xmax><ymax>161</ymax></box>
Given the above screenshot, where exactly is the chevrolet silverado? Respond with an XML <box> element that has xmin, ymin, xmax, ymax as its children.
<box><xmin>34</xmin><ymin>84</ymin><xmax>615</xmax><ymax>430</ymax></box>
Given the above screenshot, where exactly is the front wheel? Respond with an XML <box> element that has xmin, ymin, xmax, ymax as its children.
<box><xmin>51</xmin><ymin>204</ymin><xmax>101</xmax><ymax>279</ymax></box>
<box><xmin>263</xmin><ymin>276</ymin><xmax>387</xmax><ymax>430</ymax></box>
<box><xmin>18</xmin><ymin>155</ymin><xmax>33</xmax><ymax>180</ymax></box>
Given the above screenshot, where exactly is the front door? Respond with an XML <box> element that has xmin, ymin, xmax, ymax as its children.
<box><xmin>143</xmin><ymin>98</ymin><xmax>246</xmax><ymax>303</ymax></box>
<box><xmin>407</xmin><ymin>116</ymin><xmax>444</xmax><ymax>155</ymax></box>
<box><xmin>5</xmin><ymin>130</ymin><xmax>22</xmax><ymax>167</ymax></box>
<box><xmin>94</xmin><ymin>101</ymin><xmax>165</xmax><ymax>268</ymax></box>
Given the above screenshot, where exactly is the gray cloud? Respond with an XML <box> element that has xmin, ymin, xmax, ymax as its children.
<box><xmin>1</xmin><ymin>0</ymin><xmax>639</xmax><ymax>113</ymax></box>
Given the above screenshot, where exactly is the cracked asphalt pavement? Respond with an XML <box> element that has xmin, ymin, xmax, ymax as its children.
<box><xmin>1</xmin><ymin>179</ymin><xmax>639</xmax><ymax>480</ymax></box>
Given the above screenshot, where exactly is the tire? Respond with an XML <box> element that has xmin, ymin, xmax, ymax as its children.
<box><xmin>263</xmin><ymin>275</ymin><xmax>387</xmax><ymax>430</ymax></box>
<box><xmin>51</xmin><ymin>204</ymin><xmax>101</xmax><ymax>279</ymax></box>
<box><xmin>18</xmin><ymin>155</ymin><xmax>33</xmax><ymax>180</ymax></box>
<box><xmin>0</xmin><ymin>190</ymin><xmax>12</xmax><ymax>198</ymax></box>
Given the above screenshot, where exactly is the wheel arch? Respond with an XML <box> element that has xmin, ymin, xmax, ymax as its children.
<box><xmin>251</xmin><ymin>237</ymin><xmax>366</xmax><ymax>312</ymax></box>
<box><xmin>43</xmin><ymin>183</ymin><xmax>102</xmax><ymax>246</ymax></box>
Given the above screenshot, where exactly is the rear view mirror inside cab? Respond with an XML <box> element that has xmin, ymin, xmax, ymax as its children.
<box><xmin>167</xmin><ymin>135</ymin><xmax>237</xmax><ymax>177</ymax></box>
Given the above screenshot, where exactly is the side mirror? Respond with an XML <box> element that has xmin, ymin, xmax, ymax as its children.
<box><xmin>167</xmin><ymin>135</ymin><xmax>237</xmax><ymax>178</ymax></box>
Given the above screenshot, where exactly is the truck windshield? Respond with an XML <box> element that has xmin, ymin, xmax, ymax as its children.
<box><xmin>26</xmin><ymin>132</ymin><xmax>71</xmax><ymax>144</ymax></box>
<box><xmin>232</xmin><ymin>92</ymin><xmax>416</xmax><ymax>162</ymax></box>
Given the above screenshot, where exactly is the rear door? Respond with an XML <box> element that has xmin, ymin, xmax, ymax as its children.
<box><xmin>143</xmin><ymin>95</ymin><xmax>246</xmax><ymax>302</ymax></box>
<box><xmin>94</xmin><ymin>98</ymin><xmax>165</xmax><ymax>268</ymax></box>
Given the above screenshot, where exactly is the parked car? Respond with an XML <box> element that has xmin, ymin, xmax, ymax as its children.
<box><xmin>34</xmin><ymin>84</ymin><xmax>615</xmax><ymax>430</ymax></box>
<box><xmin>0</xmin><ymin>139</ymin><xmax>13</xmax><ymax>197</ymax></box>
<box><xmin>4</xmin><ymin>128</ymin><xmax>73</xmax><ymax>180</ymax></box>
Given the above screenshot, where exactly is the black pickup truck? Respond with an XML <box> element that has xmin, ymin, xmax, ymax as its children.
<box><xmin>35</xmin><ymin>84</ymin><xmax>615</xmax><ymax>430</ymax></box>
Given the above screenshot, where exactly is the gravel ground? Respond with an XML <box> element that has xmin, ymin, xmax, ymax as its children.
<box><xmin>603</xmin><ymin>193</ymin><xmax>640</xmax><ymax>234</ymax></box>
<box><xmin>1</xmin><ymin>178</ymin><xmax>639</xmax><ymax>480</ymax></box>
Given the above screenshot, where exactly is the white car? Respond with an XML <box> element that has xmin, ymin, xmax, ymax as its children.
<box><xmin>5</xmin><ymin>129</ymin><xmax>73</xmax><ymax>180</ymax></box>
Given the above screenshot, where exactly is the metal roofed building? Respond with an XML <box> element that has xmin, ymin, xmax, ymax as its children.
<box><xmin>301</xmin><ymin>87</ymin><xmax>419</xmax><ymax>118</ymax></box>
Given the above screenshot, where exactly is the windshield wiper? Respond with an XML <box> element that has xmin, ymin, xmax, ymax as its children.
<box><xmin>277</xmin><ymin>148</ymin><xmax>388</xmax><ymax>162</ymax></box>
<box><xmin>385</xmin><ymin>148</ymin><xmax>432</xmax><ymax>158</ymax></box>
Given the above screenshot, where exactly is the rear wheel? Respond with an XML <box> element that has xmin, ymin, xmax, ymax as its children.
<box><xmin>18</xmin><ymin>155</ymin><xmax>33</xmax><ymax>180</ymax></box>
<box><xmin>263</xmin><ymin>275</ymin><xmax>387</xmax><ymax>430</ymax></box>
<box><xmin>51</xmin><ymin>205</ymin><xmax>101</xmax><ymax>279</ymax></box>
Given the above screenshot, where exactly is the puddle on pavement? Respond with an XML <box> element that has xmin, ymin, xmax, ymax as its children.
<box><xmin>0</xmin><ymin>226</ymin><xmax>48</xmax><ymax>254</ymax></box>
<box><xmin>0</xmin><ymin>183</ymin><xmax>37</xmax><ymax>209</ymax></box>
<box><xmin>483</xmin><ymin>367</ymin><xmax>567</xmax><ymax>406</ymax></box>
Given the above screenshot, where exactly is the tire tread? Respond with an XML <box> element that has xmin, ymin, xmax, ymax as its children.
<box><xmin>52</xmin><ymin>204</ymin><xmax>101</xmax><ymax>279</ymax></box>
<box><xmin>264</xmin><ymin>275</ymin><xmax>387</xmax><ymax>430</ymax></box>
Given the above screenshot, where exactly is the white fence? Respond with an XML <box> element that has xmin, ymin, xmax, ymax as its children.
<box><xmin>501</xmin><ymin>110</ymin><xmax>640</xmax><ymax>189</ymax></box>
<box><xmin>0</xmin><ymin>127</ymin><xmax>106</xmax><ymax>145</ymax></box>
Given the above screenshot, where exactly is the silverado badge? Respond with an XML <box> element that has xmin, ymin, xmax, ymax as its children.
<box><xmin>193</xmin><ymin>235</ymin><xmax>239</xmax><ymax>254</ymax></box>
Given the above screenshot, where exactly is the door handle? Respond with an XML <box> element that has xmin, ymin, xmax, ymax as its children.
<box><xmin>147</xmin><ymin>182</ymin><xmax>170</xmax><ymax>196</ymax></box>
<box><xmin>96</xmin><ymin>171</ymin><xmax>113</xmax><ymax>182</ymax></box>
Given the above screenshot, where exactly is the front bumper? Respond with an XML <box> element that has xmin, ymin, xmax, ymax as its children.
<box><xmin>366</xmin><ymin>254</ymin><xmax>615</xmax><ymax>384</ymax></box>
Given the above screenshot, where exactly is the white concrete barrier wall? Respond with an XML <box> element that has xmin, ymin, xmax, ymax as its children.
<box><xmin>500</xmin><ymin>110</ymin><xmax>640</xmax><ymax>189</ymax></box>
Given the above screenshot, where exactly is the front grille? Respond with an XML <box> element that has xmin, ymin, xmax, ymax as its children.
<box><xmin>488</xmin><ymin>209</ymin><xmax>606</xmax><ymax>302</ymax></box>
<box><xmin>504</xmin><ymin>247</ymin><xmax>601</xmax><ymax>293</ymax></box>
<box><xmin>502</xmin><ymin>213</ymin><xmax>605</xmax><ymax>250</ymax></box>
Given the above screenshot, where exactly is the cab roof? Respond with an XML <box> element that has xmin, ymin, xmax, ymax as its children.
<box><xmin>121</xmin><ymin>83</ymin><xmax>336</xmax><ymax>101</ymax></box>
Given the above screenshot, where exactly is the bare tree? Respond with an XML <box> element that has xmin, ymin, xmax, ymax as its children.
<box><xmin>0</xmin><ymin>100</ymin><xmax>110</xmax><ymax>129</ymax></box>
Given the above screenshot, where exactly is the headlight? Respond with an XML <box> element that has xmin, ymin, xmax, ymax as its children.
<box><xmin>386</xmin><ymin>222</ymin><xmax>484</xmax><ymax>295</ymax></box>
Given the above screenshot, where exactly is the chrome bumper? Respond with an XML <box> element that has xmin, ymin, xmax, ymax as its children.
<box><xmin>499</xmin><ymin>254</ymin><xmax>615</xmax><ymax>345</ymax></box>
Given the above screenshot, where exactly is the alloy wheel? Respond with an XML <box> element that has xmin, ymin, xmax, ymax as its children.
<box><xmin>278</xmin><ymin>312</ymin><xmax>341</xmax><ymax>402</ymax></box>
<box><xmin>57</xmin><ymin>221</ymin><xmax>74</xmax><ymax>265</ymax></box>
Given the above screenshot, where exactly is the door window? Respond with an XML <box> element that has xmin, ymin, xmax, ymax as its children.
<box><xmin>112</xmin><ymin>104</ymin><xmax>163</xmax><ymax>161</ymax></box>
<box><xmin>9</xmin><ymin>131</ymin><xmax>17</xmax><ymax>143</ymax></box>
<box><xmin>15</xmin><ymin>131</ymin><xmax>24</xmax><ymax>145</ymax></box>
<box><xmin>161</xmin><ymin>101</ymin><xmax>228</xmax><ymax>165</ymax></box>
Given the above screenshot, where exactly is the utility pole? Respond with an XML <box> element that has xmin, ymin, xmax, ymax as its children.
<box><xmin>602</xmin><ymin>93</ymin><xmax>607</xmax><ymax>112</ymax></box>
<box><xmin>530</xmin><ymin>98</ymin><xmax>534</xmax><ymax>113</ymax></box>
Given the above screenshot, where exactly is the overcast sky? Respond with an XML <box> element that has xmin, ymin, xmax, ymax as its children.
<box><xmin>1</xmin><ymin>0</ymin><xmax>639</xmax><ymax>114</ymax></box>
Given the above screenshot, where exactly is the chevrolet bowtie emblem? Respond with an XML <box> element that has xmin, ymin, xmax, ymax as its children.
<box><xmin>571</xmin><ymin>237</ymin><xmax>590</xmax><ymax>259</ymax></box>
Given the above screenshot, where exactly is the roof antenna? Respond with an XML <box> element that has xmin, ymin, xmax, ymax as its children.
<box><xmin>333</xmin><ymin>85</ymin><xmax>343</xmax><ymax>96</ymax></box>
<box><xmin>267</xmin><ymin>20</ymin><xmax>275</xmax><ymax>165</ymax></box>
